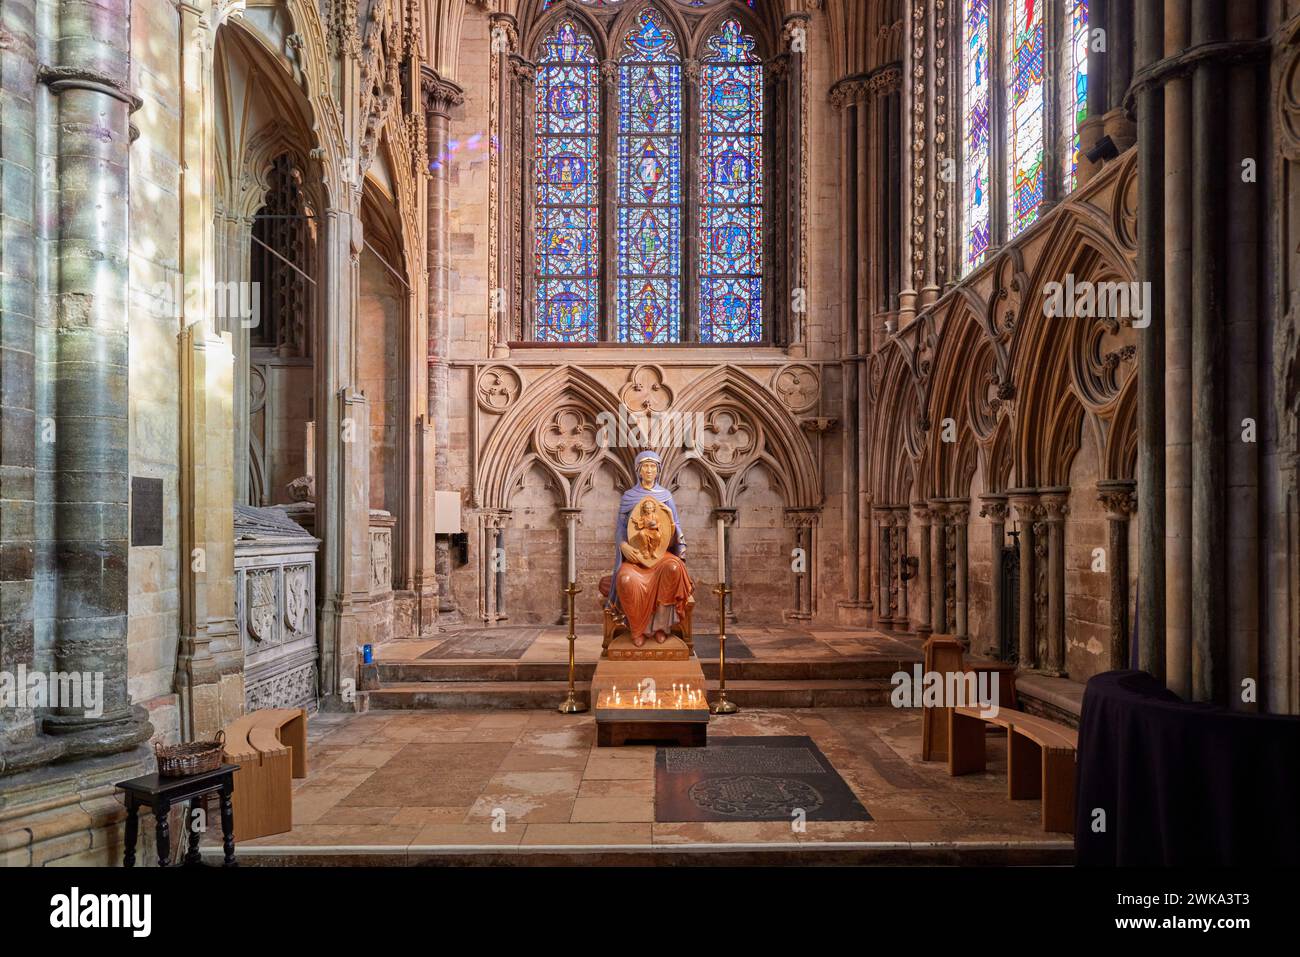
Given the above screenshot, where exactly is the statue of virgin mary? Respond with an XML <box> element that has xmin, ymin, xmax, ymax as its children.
<box><xmin>608</xmin><ymin>450</ymin><xmax>694</xmax><ymax>647</ymax></box>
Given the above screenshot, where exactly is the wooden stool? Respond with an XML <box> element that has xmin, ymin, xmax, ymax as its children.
<box><xmin>116</xmin><ymin>764</ymin><xmax>238</xmax><ymax>867</ymax></box>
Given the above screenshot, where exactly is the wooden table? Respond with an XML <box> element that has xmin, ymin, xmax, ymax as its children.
<box><xmin>115</xmin><ymin>764</ymin><xmax>238</xmax><ymax>867</ymax></box>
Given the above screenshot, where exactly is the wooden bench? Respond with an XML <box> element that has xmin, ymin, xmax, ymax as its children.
<box><xmin>920</xmin><ymin>636</ymin><xmax>1018</xmax><ymax>762</ymax></box>
<box><xmin>949</xmin><ymin>705</ymin><xmax>1078</xmax><ymax>834</ymax></box>
<box><xmin>222</xmin><ymin>708</ymin><xmax>308</xmax><ymax>842</ymax></box>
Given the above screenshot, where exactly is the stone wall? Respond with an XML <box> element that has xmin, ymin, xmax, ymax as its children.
<box><xmin>126</xmin><ymin>0</ymin><xmax>185</xmax><ymax>744</ymax></box>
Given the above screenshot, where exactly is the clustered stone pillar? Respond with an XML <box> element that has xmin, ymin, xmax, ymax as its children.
<box><xmin>423</xmin><ymin>67</ymin><xmax>464</xmax><ymax>625</ymax></box>
<box><xmin>951</xmin><ymin>503</ymin><xmax>970</xmax><ymax>646</ymax></box>
<box><xmin>912</xmin><ymin>505</ymin><xmax>932</xmax><ymax>635</ymax></box>
<box><xmin>894</xmin><ymin>506</ymin><xmax>911</xmax><ymax>628</ymax></box>
<box><xmin>1134</xmin><ymin>0</ymin><xmax>1166</xmax><ymax>684</ymax></box>
<box><xmin>38</xmin><ymin>0</ymin><xmax>152</xmax><ymax>755</ymax></box>
<box><xmin>928</xmin><ymin>502</ymin><xmax>947</xmax><ymax>634</ymax></box>
<box><xmin>1010</xmin><ymin>494</ymin><xmax>1041</xmax><ymax>668</ymax></box>
<box><xmin>785</xmin><ymin>509</ymin><xmax>818</xmax><ymax>621</ymax></box>
<box><xmin>875</xmin><ymin>508</ymin><xmax>892</xmax><ymax>623</ymax></box>
<box><xmin>1098</xmin><ymin>480</ymin><xmax>1137</xmax><ymax>669</ymax></box>
<box><xmin>1131</xmin><ymin>0</ymin><xmax>1267</xmax><ymax>705</ymax></box>
<box><xmin>479</xmin><ymin>511</ymin><xmax>509</xmax><ymax>625</ymax></box>
<box><xmin>0</xmin><ymin>0</ymin><xmax>60</xmax><ymax>773</ymax></box>
<box><xmin>1040</xmin><ymin>491</ymin><xmax>1069</xmax><ymax>675</ymax></box>
<box><xmin>979</xmin><ymin>495</ymin><xmax>1009</xmax><ymax>659</ymax></box>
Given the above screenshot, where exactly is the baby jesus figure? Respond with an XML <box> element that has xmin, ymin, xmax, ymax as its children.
<box><xmin>620</xmin><ymin>499</ymin><xmax>663</xmax><ymax>567</ymax></box>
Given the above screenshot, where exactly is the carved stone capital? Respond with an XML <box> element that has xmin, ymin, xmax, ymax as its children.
<box><xmin>1008</xmin><ymin>493</ymin><xmax>1042</xmax><ymax>525</ymax></box>
<box><xmin>1040</xmin><ymin>492</ymin><xmax>1070</xmax><ymax>522</ymax></box>
<box><xmin>978</xmin><ymin>495</ymin><xmax>1009</xmax><ymax>522</ymax></box>
<box><xmin>421</xmin><ymin>67</ymin><xmax>464</xmax><ymax>118</ymax></box>
<box><xmin>784</xmin><ymin>508</ymin><xmax>820</xmax><ymax>529</ymax></box>
<box><xmin>829</xmin><ymin>73</ymin><xmax>869</xmax><ymax>110</ymax></box>
<box><xmin>1097</xmin><ymin>480</ymin><xmax>1137</xmax><ymax>520</ymax></box>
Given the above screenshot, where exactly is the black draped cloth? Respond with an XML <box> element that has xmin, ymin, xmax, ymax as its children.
<box><xmin>1075</xmin><ymin>670</ymin><xmax>1300</xmax><ymax>866</ymax></box>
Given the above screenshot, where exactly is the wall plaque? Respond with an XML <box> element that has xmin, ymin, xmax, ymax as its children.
<box><xmin>131</xmin><ymin>476</ymin><xmax>164</xmax><ymax>547</ymax></box>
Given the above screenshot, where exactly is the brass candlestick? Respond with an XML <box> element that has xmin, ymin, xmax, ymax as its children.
<box><xmin>558</xmin><ymin>581</ymin><xmax>587</xmax><ymax>713</ymax></box>
<box><xmin>710</xmin><ymin>583</ymin><xmax>739</xmax><ymax>715</ymax></box>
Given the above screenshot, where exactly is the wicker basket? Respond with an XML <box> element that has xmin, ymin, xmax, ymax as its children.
<box><xmin>155</xmin><ymin>730</ymin><xmax>225</xmax><ymax>778</ymax></box>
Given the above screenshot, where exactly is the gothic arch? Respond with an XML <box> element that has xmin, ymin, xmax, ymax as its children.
<box><xmin>475</xmin><ymin>365</ymin><xmax>628</xmax><ymax>509</ymax></box>
<box><xmin>664</xmin><ymin>364</ymin><xmax>821</xmax><ymax>509</ymax></box>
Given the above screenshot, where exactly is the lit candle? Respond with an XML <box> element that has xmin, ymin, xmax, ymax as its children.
<box><xmin>568</xmin><ymin>518</ymin><xmax>576</xmax><ymax>584</ymax></box>
<box><xmin>716</xmin><ymin>517</ymin><xmax>726</xmax><ymax>583</ymax></box>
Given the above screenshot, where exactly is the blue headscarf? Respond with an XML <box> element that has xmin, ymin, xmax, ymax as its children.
<box><xmin>609</xmin><ymin>451</ymin><xmax>685</xmax><ymax>606</ymax></box>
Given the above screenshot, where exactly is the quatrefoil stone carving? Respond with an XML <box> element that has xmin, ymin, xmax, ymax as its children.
<box><xmin>700</xmin><ymin>408</ymin><xmax>755</xmax><ymax>469</ymax></box>
<box><xmin>540</xmin><ymin>408</ymin><xmax>599</xmax><ymax>469</ymax></box>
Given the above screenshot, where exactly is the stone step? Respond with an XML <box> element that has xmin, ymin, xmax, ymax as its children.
<box><xmin>369</xmin><ymin>678</ymin><xmax>896</xmax><ymax>710</ymax></box>
<box><xmin>377</xmin><ymin>657</ymin><xmax>910</xmax><ymax>684</ymax></box>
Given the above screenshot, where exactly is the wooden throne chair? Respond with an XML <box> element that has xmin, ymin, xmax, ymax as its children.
<box><xmin>598</xmin><ymin>575</ymin><xmax>694</xmax><ymax>658</ymax></box>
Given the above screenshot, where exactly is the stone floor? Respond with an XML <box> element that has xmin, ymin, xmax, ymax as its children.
<box><xmin>377</xmin><ymin>624</ymin><xmax>925</xmax><ymax>665</ymax></box>
<box><xmin>211</xmin><ymin>705</ymin><xmax>1074</xmax><ymax>864</ymax></box>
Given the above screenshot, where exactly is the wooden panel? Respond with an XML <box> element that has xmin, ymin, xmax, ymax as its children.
<box><xmin>1040</xmin><ymin>748</ymin><xmax>1077</xmax><ymax>834</ymax></box>
<box><xmin>1007</xmin><ymin>732</ymin><xmax>1042</xmax><ymax>800</ymax></box>
<box><xmin>947</xmin><ymin>708</ymin><xmax>988</xmax><ymax>776</ymax></box>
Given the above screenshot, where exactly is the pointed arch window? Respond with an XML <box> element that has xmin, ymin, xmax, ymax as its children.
<box><xmin>1063</xmin><ymin>0</ymin><xmax>1089</xmax><ymax>190</ymax></box>
<box><xmin>698</xmin><ymin>18</ymin><xmax>763</xmax><ymax>343</ymax></box>
<box><xmin>962</xmin><ymin>0</ymin><xmax>992</xmax><ymax>273</ymax></box>
<box><xmin>959</xmin><ymin>0</ymin><xmax>1089</xmax><ymax>278</ymax></box>
<box><xmin>525</xmin><ymin>3</ymin><xmax>773</xmax><ymax>344</ymax></box>
<box><xmin>616</xmin><ymin>8</ymin><xmax>683</xmax><ymax>342</ymax></box>
<box><xmin>1006</xmin><ymin>0</ymin><xmax>1046</xmax><ymax>235</ymax></box>
<box><xmin>534</xmin><ymin>21</ymin><xmax>601</xmax><ymax>342</ymax></box>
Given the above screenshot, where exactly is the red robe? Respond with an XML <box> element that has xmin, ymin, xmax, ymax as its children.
<box><xmin>615</xmin><ymin>550</ymin><xmax>694</xmax><ymax>639</ymax></box>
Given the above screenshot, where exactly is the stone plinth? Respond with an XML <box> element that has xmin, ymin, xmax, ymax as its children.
<box><xmin>606</xmin><ymin>633</ymin><xmax>691</xmax><ymax>661</ymax></box>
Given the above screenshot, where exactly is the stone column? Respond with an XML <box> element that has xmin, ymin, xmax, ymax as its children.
<box><xmin>1189</xmin><ymin>1</ymin><xmax>1228</xmax><ymax>703</ymax></box>
<box><xmin>912</xmin><ymin>504</ymin><xmax>932</xmax><ymax>635</ymax></box>
<box><xmin>1103</xmin><ymin>0</ymin><xmax>1136</xmax><ymax>153</ymax></box>
<box><xmin>1164</xmin><ymin>0</ymin><xmax>1194</xmax><ymax>696</ymax></box>
<box><xmin>1011</xmin><ymin>494</ymin><xmax>1040</xmax><ymax>668</ymax></box>
<box><xmin>929</xmin><ymin>502</ymin><xmax>946</xmax><ymax>633</ymax></box>
<box><xmin>979</xmin><ymin>495</ymin><xmax>1009</xmax><ymax>659</ymax></box>
<box><xmin>1223</xmin><ymin>0</ymin><xmax>1261</xmax><ymax>709</ymax></box>
<box><xmin>1098</xmin><ymin>480</ymin><xmax>1137</xmax><ymax>669</ymax></box>
<box><xmin>875</xmin><ymin>510</ymin><xmax>892</xmax><ymax>623</ymax></box>
<box><xmin>785</xmin><ymin>509</ymin><xmax>818</xmax><ymax>621</ymax></box>
<box><xmin>894</xmin><ymin>506</ymin><xmax>911</xmax><ymax>628</ymax></box>
<box><xmin>1078</xmin><ymin>0</ymin><xmax>1109</xmax><ymax>186</ymax></box>
<box><xmin>1041</xmin><ymin>491</ymin><xmax>1070</xmax><ymax>675</ymax></box>
<box><xmin>423</xmin><ymin>68</ymin><xmax>464</xmax><ymax>623</ymax></box>
<box><xmin>1135</xmin><ymin>0</ymin><xmax>1168</xmax><ymax>684</ymax></box>
<box><xmin>315</xmin><ymin>207</ymin><xmax>363</xmax><ymax>709</ymax></box>
<box><xmin>39</xmin><ymin>0</ymin><xmax>152</xmax><ymax>753</ymax></box>
<box><xmin>952</xmin><ymin>503</ymin><xmax>970</xmax><ymax>647</ymax></box>
<box><xmin>0</xmin><ymin>0</ymin><xmax>61</xmax><ymax>772</ymax></box>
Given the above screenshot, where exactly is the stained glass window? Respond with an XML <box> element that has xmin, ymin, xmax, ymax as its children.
<box><xmin>1006</xmin><ymin>0</ymin><xmax>1046</xmax><ymax>235</ymax></box>
<box><xmin>962</xmin><ymin>0</ymin><xmax>991</xmax><ymax>274</ymax></box>
<box><xmin>698</xmin><ymin>19</ymin><xmax>763</xmax><ymax>343</ymax></box>
<box><xmin>534</xmin><ymin>20</ymin><xmax>600</xmax><ymax>342</ymax></box>
<box><xmin>616</xmin><ymin>8</ymin><xmax>683</xmax><ymax>343</ymax></box>
<box><xmin>1064</xmin><ymin>0</ymin><xmax>1089</xmax><ymax>190</ymax></box>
